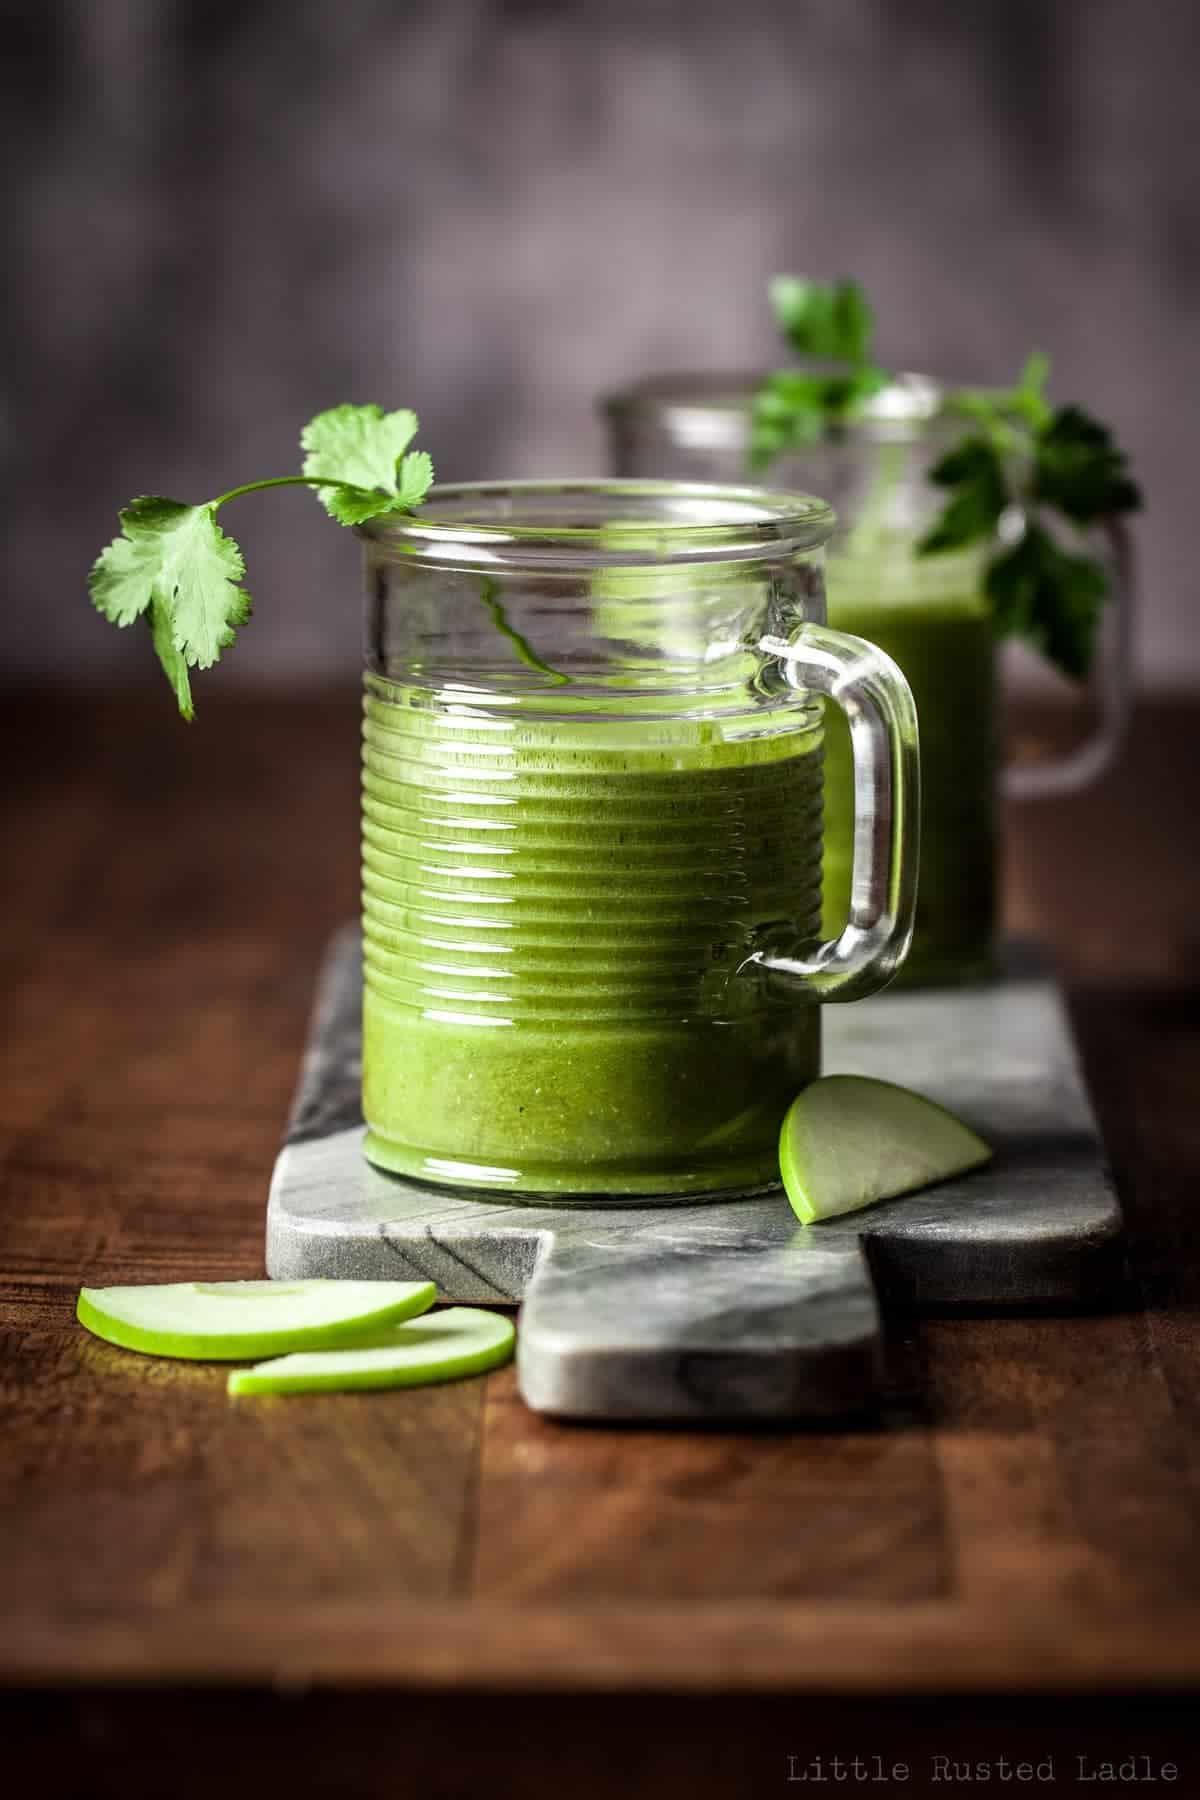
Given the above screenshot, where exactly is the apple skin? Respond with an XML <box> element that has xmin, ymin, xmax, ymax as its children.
<box><xmin>76</xmin><ymin>1278</ymin><xmax>437</xmax><ymax>1361</ymax></box>
<box><xmin>779</xmin><ymin>1075</ymin><xmax>992</xmax><ymax>1225</ymax></box>
<box><xmin>227</xmin><ymin>1307</ymin><xmax>515</xmax><ymax>1395</ymax></box>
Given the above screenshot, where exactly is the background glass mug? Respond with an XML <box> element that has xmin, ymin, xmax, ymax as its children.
<box><xmin>605</xmin><ymin>375</ymin><xmax>1132</xmax><ymax>987</ymax></box>
<box><xmin>358</xmin><ymin>481</ymin><xmax>919</xmax><ymax>1202</ymax></box>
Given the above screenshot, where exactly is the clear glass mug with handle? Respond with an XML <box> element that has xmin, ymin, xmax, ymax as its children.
<box><xmin>358</xmin><ymin>481</ymin><xmax>919</xmax><ymax>1203</ymax></box>
<box><xmin>605</xmin><ymin>375</ymin><xmax>1132</xmax><ymax>987</ymax></box>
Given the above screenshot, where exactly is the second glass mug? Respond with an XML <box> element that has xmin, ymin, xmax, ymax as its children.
<box><xmin>606</xmin><ymin>375</ymin><xmax>1132</xmax><ymax>987</ymax></box>
<box><xmin>358</xmin><ymin>481</ymin><xmax>919</xmax><ymax>1203</ymax></box>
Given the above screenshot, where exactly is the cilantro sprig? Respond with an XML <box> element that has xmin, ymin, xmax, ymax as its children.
<box><xmin>89</xmin><ymin>404</ymin><xmax>434</xmax><ymax>718</ymax></box>
<box><xmin>750</xmin><ymin>280</ymin><xmax>1141</xmax><ymax>679</ymax></box>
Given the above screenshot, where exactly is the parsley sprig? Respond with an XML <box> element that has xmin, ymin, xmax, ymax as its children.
<box><xmin>751</xmin><ymin>281</ymin><xmax>1141</xmax><ymax>679</ymax></box>
<box><xmin>89</xmin><ymin>404</ymin><xmax>434</xmax><ymax>718</ymax></box>
<box><xmin>923</xmin><ymin>353</ymin><xmax>1140</xmax><ymax>676</ymax></box>
<box><xmin>749</xmin><ymin>278</ymin><xmax>890</xmax><ymax>469</ymax></box>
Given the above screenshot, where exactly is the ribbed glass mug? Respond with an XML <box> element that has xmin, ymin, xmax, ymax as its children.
<box><xmin>606</xmin><ymin>375</ymin><xmax>1132</xmax><ymax>987</ymax></box>
<box><xmin>358</xmin><ymin>481</ymin><xmax>918</xmax><ymax>1203</ymax></box>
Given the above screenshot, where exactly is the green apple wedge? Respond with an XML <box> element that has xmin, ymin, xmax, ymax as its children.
<box><xmin>76</xmin><ymin>1278</ymin><xmax>436</xmax><ymax>1361</ymax></box>
<box><xmin>228</xmin><ymin>1307</ymin><xmax>515</xmax><ymax>1396</ymax></box>
<box><xmin>780</xmin><ymin>1076</ymin><xmax>992</xmax><ymax>1224</ymax></box>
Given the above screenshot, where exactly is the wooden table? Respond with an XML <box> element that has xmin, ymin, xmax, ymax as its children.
<box><xmin>2</xmin><ymin>693</ymin><xmax>1199</xmax><ymax>1797</ymax></box>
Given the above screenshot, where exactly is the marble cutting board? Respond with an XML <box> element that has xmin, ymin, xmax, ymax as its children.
<box><xmin>266</xmin><ymin>929</ymin><xmax>1122</xmax><ymax>1421</ymax></box>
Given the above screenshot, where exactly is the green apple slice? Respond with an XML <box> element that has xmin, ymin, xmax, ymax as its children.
<box><xmin>780</xmin><ymin>1075</ymin><xmax>992</xmax><ymax>1224</ymax></box>
<box><xmin>227</xmin><ymin>1306</ymin><xmax>515</xmax><ymax>1396</ymax></box>
<box><xmin>76</xmin><ymin>1278</ymin><xmax>437</xmax><ymax>1361</ymax></box>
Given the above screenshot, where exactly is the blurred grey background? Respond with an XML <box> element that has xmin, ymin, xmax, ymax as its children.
<box><xmin>2</xmin><ymin>0</ymin><xmax>1196</xmax><ymax>693</ymax></box>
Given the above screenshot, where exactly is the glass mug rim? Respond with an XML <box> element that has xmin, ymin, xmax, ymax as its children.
<box><xmin>602</xmin><ymin>370</ymin><xmax>947</xmax><ymax>452</ymax></box>
<box><xmin>356</xmin><ymin>478</ymin><xmax>835</xmax><ymax>564</ymax></box>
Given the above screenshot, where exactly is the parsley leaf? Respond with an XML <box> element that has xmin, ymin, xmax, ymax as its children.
<box><xmin>985</xmin><ymin>525</ymin><xmax>1109</xmax><ymax>680</ymax></box>
<box><xmin>1013</xmin><ymin>350</ymin><xmax>1053</xmax><ymax>426</ymax></box>
<box><xmin>749</xmin><ymin>323</ymin><xmax>889</xmax><ymax>472</ymax></box>
<box><xmin>301</xmin><ymin>404</ymin><xmax>432</xmax><ymax>525</ymax></box>
<box><xmin>749</xmin><ymin>372</ymin><xmax>828</xmax><ymax>466</ymax></box>
<box><xmin>1032</xmin><ymin>405</ymin><xmax>1141</xmax><ymax>522</ymax></box>
<box><xmin>950</xmin><ymin>352</ymin><xmax>1053</xmax><ymax>436</ymax></box>
<box><xmin>753</xmin><ymin>276</ymin><xmax>1142</xmax><ymax>682</ymax></box>
<box><xmin>918</xmin><ymin>438</ymin><xmax>1008</xmax><ymax>552</ymax></box>
<box><xmin>919</xmin><ymin>354</ymin><xmax>1139</xmax><ymax>679</ymax></box>
<box><xmin>88</xmin><ymin>404</ymin><xmax>434</xmax><ymax>717</ymax></box>
<box><xmin>769</xmin><ymin>277</ymin><xmax>874</xmax><ymax>364</ymax></box>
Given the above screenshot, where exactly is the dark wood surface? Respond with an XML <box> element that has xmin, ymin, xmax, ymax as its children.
<box><xmin>2</xmin><ymin>692</ymin><xmax>1199</xmax><ymax>1793</ymax></box>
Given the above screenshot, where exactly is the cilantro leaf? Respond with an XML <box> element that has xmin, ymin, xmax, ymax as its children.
<box><xmin>90</xmin><ymin>509</ymin><xmax>199</xmax><ymax>720</ymax></box>
<box><xmin>148</xmin><ymin>592</ymin><xmax>195</xmax><ymax>722</ymax></box>
<box><xmin>89</xmin><ymin>497</ymin><xmax>251</xmax><ymax>670</ymax></box>
<box><xmin>320</xmin><ymin>485</ymin><xmax>399</xmax><ymax>527</ymax></box>
<box><xmin>394</xmin><ymin>449</ymin><xmax>435</xmax><ymax>510</ymax></box>
<box><xmin>317</xmin><ymin>449</ymin><xmax>435</xmax><ymax>525</ymax></box>
<box><xmin>147</xmin><ymin>500</ymin><xmax>250</xmax><ymax>668</ymax></box>
<box><xmin>1032</xmin><ymin>405</ymin><xmax>1141</xmax><ymax>523</ymax></box>
<box><xmin>301</xmin><ymin>403</ymin><xmax>424</xmax><ymax>524</ymax></box>
<box><xmin>985</xmin><ymin>524</ymin><xmax>1109</xmax><ymax>680</ymax></box>
<box><xmin>89</xmin><ymin>507</ymin><xmax>171</xmax><ymax>628</ymax></box>
<box><xmin>769</xmin><ymin>277</ymin><xmax>874</xmax><ymax>364</ymax></box>
<box><xmin>919</xmin><ymin>438</ymin><xmax>1009</xmax><ymax>552</ymax></box>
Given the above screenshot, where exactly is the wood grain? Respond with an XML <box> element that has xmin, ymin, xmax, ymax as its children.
<box><xmin>1</xmin><ymin>693</ymin><xmax>1199</xmax><ymax>1777</ymax></box>
<box><xmin>0</xmin><ymin>692</ymin><xmax>492</xmax><ymax>1650</ymax></box>
<box><xmin>471</xmin><ymin>1357</ymin><xmax>948</xmax><ymax>1605</ymax></box>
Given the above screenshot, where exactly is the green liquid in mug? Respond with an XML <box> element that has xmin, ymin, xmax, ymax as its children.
<box><xmin>822</xmin><ymin>544</ymin><xmax>997</xmax><ymax>986</ymax></box>
<box><xmin>361</xmin><ymin>673</ymin><xmax>823</xmax><ymax>1196</ymax></box>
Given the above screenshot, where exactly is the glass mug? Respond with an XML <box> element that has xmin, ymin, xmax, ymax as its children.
<box><xmin>358</xmin><ymin>481</ymin><xmax>919</xmax><ymax>1203</ymax></box>
<box><xmin>605</xmin><ymin>375</ymin><xmax>1132</xmax><ymax>987</ymax></box>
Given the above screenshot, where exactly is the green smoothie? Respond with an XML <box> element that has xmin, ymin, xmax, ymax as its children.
<box><xmin>822</xmin><ymin>542</ymin><xmax>997</xmax><ymax>986</ymax></box>
<box><xmin>361</xmin><ymin>672</ymin><xmax>823</xmax><ymax>1197</ymax></box>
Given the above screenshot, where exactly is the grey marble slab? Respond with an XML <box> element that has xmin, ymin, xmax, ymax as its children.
<box><xmin>266</xmin><ymin>927</ymin><xmax>1122</xmax><ymax>1421</ymax></box>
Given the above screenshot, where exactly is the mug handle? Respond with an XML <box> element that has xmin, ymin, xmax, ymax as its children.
<box><xmin>1004</xmin><ymin>520</ymin><xmax>1134</xmax><ymax>799</ymax></box>
<box><xmin>743</xmin><ymin>623</ymin><xmax>920</xmax><ymax>1001</ymax></box>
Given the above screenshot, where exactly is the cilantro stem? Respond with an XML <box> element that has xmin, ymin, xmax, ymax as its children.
<box><xmin>210</xmin><ymin>475</ymin><xmax>350</xmax><ymax>511</ymax></box>
<box><xmin>211</xmin><ymin>483</ymin><xmax>571</xmax><ymax>683</ymax></box>
<box><xmin>480</xmin><ymin>579</ymin><xmax>570</xmax><ymax>685</ymax></box>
